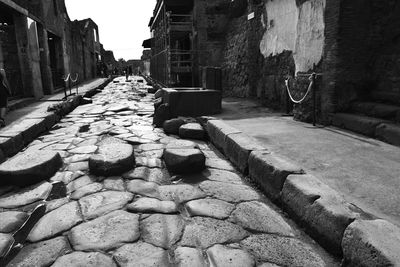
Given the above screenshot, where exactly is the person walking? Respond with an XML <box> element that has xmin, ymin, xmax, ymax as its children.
<box><xmin>0</xmin><ymin>69</ymin><xmax>11</xmax><ymax>127</ymax></box>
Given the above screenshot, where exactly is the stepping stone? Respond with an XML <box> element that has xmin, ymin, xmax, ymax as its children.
<box><xmin>0</xmin><ymin>211</ymin><xmax>28</xmax><ymax>233</ymax></box>
<box><xmin>163</xmin><ymin>149</ymin><xmax>205</xmax><ymax>174</ymax></box>
<box><xmin>179</xmin><ymin>123</ymin><xmax>205</xmax><ymax>140</ymax></box>
<box><xmin>0</xmin><ymin>151</ymin><xmax>63</xmax><ymax>186</ymax></box>
<box><xmin>180</xmin><ymin>217</ymin><xmax>248</xmax><ymax>248</ymax></box>
<box><xmin>69</xmin><ymin>210</ymin><xmax>140</xmax><ymax>251</ymax></box>
<box><xmin>127</xmin><ymin>197</ymin><xmax>178</xmax><ymax>213</ymax></box>
<box><xmin>163</xmin><ymin>118</ymin><xmax>186</xmax><ymax>135</ymax></box>
<box><xmin>206</xmin><ymin>244</ymin><xmax>255</xmax><ymax>267</ymax></box>
<box><xmin>78</xmin><ymin>191</ymin><xmax>133</xmax><ymax>220</ymax></box>
<box><xmin>7</xmin><ymin>236</ymin><xmax>71</xmax><ymax>267</ymax></box>
<box><xmin>52</xmin><ymin>252</ymin><xmax>117</xmax><ymax>267</ymax></box>
<box><xmin>126</xmin><ymin>180</ymin><xmax>160</xmax><ymax>198</ymax></box>
<box><xmin>89</xmin><ymin>140</ymin><xmax>135</xmax><ymax>176</ymax></box>
<box><xmin>141</xmin><ymin>214</ymin><xmax>185</xmax><ymax>249</ymax></box>
<box><xmin>113</xmin><ymin>242</ymin><xmax>170</xmax><ymax>267</ymax></box>
<box><xmin>199</xmin><ymin>181</ymin><xmax>260</xmax><ymax>203</ymax></box>
<box><xmin>28</xmin><ymin>202</ymin><xmax>83</xmax><ymax>242</ymax></box>
<box><xmin>71</xmin><ymin>183</ymin><xmax>103</xmax><ymax>200</ymax></box>
<box><xmin>230</xmin><ymin>201</ymin><xmax>294</xmax><ymax>236</ymax></box>
<box><xmin>175</xmin><ymin>247</ymin><xmax>206</xmax><ymax>267</ymax></box>
<box><xmin>241</xmin><ymin>235</ymin><xmax>326</xmax><ymax>267</ymax></box>
<box><xmin>185</xmin><ymin>199</ymin><xmax>235</xmax><ymax>219</ymax></box>
<box><xmin>153</xmin><ymin>103</ymin><xmax>170</xmax><ymax>127</ymax></box>
<box><xmin>159</xmin><ymin>184</ymin><xmax>206</xmax><ymax>204</ymax></box>
<box><xmin>0</xmin><ymin>233</ymin><xmax>13</xmax><ymax>258</ymax></box>
<box><xmin>0</xmin><ymin>182</ymin><xmax>52</xmax><ymax>209</ymax></box>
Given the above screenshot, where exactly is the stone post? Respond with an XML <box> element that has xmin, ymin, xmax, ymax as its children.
<box><xmin>37</xmin><ymin>24</ymin><xmax>54</xmax><ymax>95</ymax></box>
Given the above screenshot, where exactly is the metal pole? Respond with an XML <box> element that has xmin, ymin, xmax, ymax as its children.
<box><xmin>312</xmin><ymin>73</ymin><xmax>316</xmax><ymax>126</ymax></box>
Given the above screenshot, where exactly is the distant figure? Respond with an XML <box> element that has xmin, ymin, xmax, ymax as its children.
<box><xmin>0</xmin><ymin>69</ymin><xmax>11</xmax><ymax>127</ymax></box>
<box><xmin>128</xmin><ymin>66</ymin><xmax>133</xmax><ymax>76</ymax></box>
<box><xmin>125</xmin><ymin>67</ymin><xmax>129</xmax><ymax>81</ymax></box>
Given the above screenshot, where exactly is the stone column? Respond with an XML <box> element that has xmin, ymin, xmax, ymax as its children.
<box><xmin>27</xmin><ymin>17</ymin><xmax>44</xmax><ymax>99</ymax></box>
<box><xmin>37</xmin><ymin>24</ymin><xmax>54</xmax><ymax>95</ymax></box>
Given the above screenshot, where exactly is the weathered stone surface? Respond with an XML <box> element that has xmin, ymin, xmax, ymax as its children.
<box><xmin>185</xmin><ymin>198</ymin><xmax>235</xmax><ymax>219</ymax></box>
<box><xmin>69</xmin><ymin>210</ymin><xmax>140</xmax><ymax>251</ymax></box>
<box><xmin>7</xmin><ymin>236</ymin><xmax>71</xmax><ymax>267</ymax></box>
<box><xmin>179</xmin><ymin>123</ymin><xmax>205</xmax><ymax>140</ymax></box>
<box><xmin>163</xmin><ymin>118</ymin><xmax>186</xmax><ymax>135</ymax></box>
<box><xmin>127</xmin><ymin>180</ymin><xmax>160</xmax><ymax>198</ymax></box>
<box><xmin>67</xmin><ymin>175</ymin><xmax>95</xmax><ymax>193</ymax></box>
<box><xmin>199</xmin><ymin>181</ymin><xmax>260</xmax><ymax>203</ymax></box>
<box><xmin>206</xmin><ymin>244</ymin><xmax>255</xmax><ymax>267</ymax></box>
<box><xmin>166</xmin><ymin>139</ymin><xmax>198</xmax><ymax>149</ymax></box>
<box><xmin>0</xmin><ymin>182</ymin><xmax>52</xmax><ymax>209</ymax></box>
<box><xmin>67</xmin><ymin>161</ymin><xmax>89</xmax><ymax>172</ymax></box>
<box><xmin>248</xmin><ymin>151</ymin><xmax>304</xmax><ymax>200</ymax></box>
<box><xmin>0</xmin><ymin>211</ymin><xmax>28</xmax><ymax>233</ymax></box>
<box><xmin>180</xmin><ymin>217</ymin><xmax>248</xmax><ymax>248</ymax></box>
<box><xmin>163</xmin><ymin>148</ymin><xmax>205</xmax><ymax>174</ymax></box>
<box><xmin>202</xmin><ymin>168</ymin><xmax>243</xmax><ymax>185</ymax></box>
<box><xmin>89</xmin><ymin>141</ymin><xmax>135</xmax><ymax>176</ymax></box>
<box><xmin>205</xmin><ymin>158</ymin><xmax>236</xmax><ymax>172</ymax></box>
<box><xmin>46</xmin><ymin>197</ymin><xmax>70</xmax><ymax>213</ymax></box>
<box><xmin>153</xmin><ymin>103</ymin><xmax>170</xmax><ymax>127</ymax></box>
<box><xmin>282</xmin><ymin>174</ymin><xmax>359</xmax><ymax>254</ymax></box>
<box><xmin>137</xmin><ymin>143</ymin><xmax>165</xmax><ymax>151</ymax></box>
<box><xmin>206</xmin><ymin>120</ymin><xmax>241</xmax><ymax>152</ymax></box>
<box><xmin>141</xmin><ymin>214</ymin><xmax>184</xmax><ymax>248</ymax></box>
<box><xmin>127</xmin><ymin>197</ymin><xmax>178</xmax><ymax>213</ymax></box>
<box><xmin>376</xmin><ymin>123</ymin><xmax>400</xmax><ymax>146</ymax></box>
<box><xmin>69</xmin><ymin>145</ymin><xmax>98</xmax><ymax>154</ymax></box>
<box><xmin>0</xmin><ymin>233</ymin><xmax>13</xmax><ymax>258</ymax></box>
<box><xmin>342</xmin><ymin>219</ymin><xmax>400</xmax><ymax>267</ymax></box>
<box><xmin>159</xmin><ymin>184</ymin><xmax>206</xmax><ymax>204</ymax></box>
<box><xmin>241</xmin><ymin>235</ymin><xmax>326</xmax><ymax>267</ymax></box>
<box><xmin>136</xmin><ymin>157</ymin><xmax>163</xmax><ymax>168</ymax></box>
<box><xmin>103</xmin><ymin>177</ymin><xmax>125</xmax><ymax>191</ymax></box>
<box><xmin>0</xmin><ymin>150</ymin><xmax>62</xmax><ymax>186</ymax></box>
<box><xmin>79</xmin><ymin>191</ymin><xmax>133</xmax><ymax>219</ymax></box>
<box><xmin>71</xmin><ymin>183</ymin><xmax>103</xmax><ymax>200</ymax></box>
<box><xmin>52</xmin><ymin>251</ymin><xmax>117</xmax><ymax>267</ymax></box>
<box><xmin>230</xmin><ymin>201</ymin><xmax>294</xmax><ymax>236</ymax></box>
<box><xmin>28</xmin><ymin>202</ymin><xmax>83</xmax><ymax>242</ymax></box>
<box><xmin>124</xmin><ymin>167</ymin><xmax>170</xmax><ymax>184</ymax></box>
<box><xmin>175</xmin><ymin>247</ymin><xmax>207</xmax><ymax>267</ymax></box>
<box><xmin>113</xmin><ymin>242</ymin><xmax>171</xmax><ymax>267</ymax></box>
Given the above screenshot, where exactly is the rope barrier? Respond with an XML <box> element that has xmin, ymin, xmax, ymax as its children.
<box><xmin>70</xmin><ymin>74</ymin><xmax>79</xmax><ymax>83</ymax></box>
<box><xmin>285</xmin><ymin>73</ymin><xmax>315</xmax><ymax>104</ymax></box>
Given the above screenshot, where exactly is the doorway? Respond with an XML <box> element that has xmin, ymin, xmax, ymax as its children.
<box><xmin>47</xmin><ymin>32</ymin><xmax>64</xmax><ymax>88</ymax></box>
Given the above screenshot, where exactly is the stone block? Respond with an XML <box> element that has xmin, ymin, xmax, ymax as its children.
<box><xmin>342</xmin><ymin>219</ymin><xmax>400</xmax><ymax>266</ymax></box>
<box><xmin>179</xmin><ymin>123</ymin><xmax>205</xmax><ymax>140</ymax></box>
<box><xmin>248</xmin><ymin>151</ymin><xmax>304</xmax><ymax>200</ymax></box>
<box><xmin>375</xmin><ymin>123</ymin><xmax>400</xmax><ymax>146</ymax></box>
<box><xmin>163</xmin><ymin>148</ymin><xmax>205</xmax><ymax>174</ymax></box>
<box><xmin>163</xmin><ymin>118</ymin><xmax>186</xmax><ymax>135</ymax></box>
<box><xmin>206</xmin><ymin>120</ymin><xmax>241</xmax><ymax>152</ymax></box>
<box><xmin>153</xmin><ymin>103</ymin><xmax>170</xmax><ymax>128</ymax></box>
<box><xmin>282</xmin><ymin>174</ymin><xmax>359</xmax><ymax>255</ymax></box>
<box><xmin>332</xmin><ymin>113</ymin><xmax>382</xmax><ymax>137</ymax></box>
<box><xmin>225</xmin><ymin>132</ymin><xmax>267</xmax><ymax>173</ymax></box>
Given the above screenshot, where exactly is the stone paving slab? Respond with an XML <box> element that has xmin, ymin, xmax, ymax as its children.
<box><xmin>0</xmin><ymin>77</ymin><xmax>338</xmax><ymax>266</ymax></box>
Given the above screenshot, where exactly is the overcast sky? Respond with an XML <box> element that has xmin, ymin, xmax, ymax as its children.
<box><xmin>65</xmin><ymin>0</ymin><xmax>155</xmax><ymax>60</ymax></box>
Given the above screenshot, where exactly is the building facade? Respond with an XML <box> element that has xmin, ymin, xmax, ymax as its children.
<box><xmin>0</xmin><ymin>0</ymin><xmax>106</xmax><ymax>100</ymax></box>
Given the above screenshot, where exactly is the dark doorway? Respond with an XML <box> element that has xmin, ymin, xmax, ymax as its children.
<box><xmin>47</xmin><ymin>32</ymin><xmax>64</xmax><ymax>88</ymax></box>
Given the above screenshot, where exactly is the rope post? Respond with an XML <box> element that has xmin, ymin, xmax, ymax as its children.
<box><xmin>311</xmin><ymin>73</ymin><xmax>317</xmax><ymax>126</ymax></box>
<box><xmin>63</xmin><ymin>79</ymin><xmax>68</xmax><ymax>99</ymax></box>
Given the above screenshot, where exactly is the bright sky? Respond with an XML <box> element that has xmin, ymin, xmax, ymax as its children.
<box><xmin>65</xmin><ymin>0</ymin><xmax>155</xmax><ymax>61</ymax></box>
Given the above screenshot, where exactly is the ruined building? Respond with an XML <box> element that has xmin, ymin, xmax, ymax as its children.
<box><xmin>0</xmin><ymin>0</ymin><xmax>108</xmax><ymax>100</ymax></box>
<box><xmin>147</xmin><ymin>0</ymin><xmax>400</xmax><ymax>139</ymax></box>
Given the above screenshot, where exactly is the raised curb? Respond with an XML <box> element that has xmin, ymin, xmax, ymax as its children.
<box><xmin>204</xmin><ymin>118</ymin><xmax>400</xmax><ymax>264</ymax></box>
<box><xmin>0</xmin><ymin>78</ymin><xmax>111</xmax><ymax>162</ymax></box>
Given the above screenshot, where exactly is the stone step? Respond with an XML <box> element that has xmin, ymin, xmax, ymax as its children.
<box><xmin>350</xmin><ymin>101</ymin><xmax>400</xmax><ymax>122</ymax></box>
<box><xmin>7</xmin><ymin>98</ymin><xmax>36</xmax><ymax>112</ymax></box>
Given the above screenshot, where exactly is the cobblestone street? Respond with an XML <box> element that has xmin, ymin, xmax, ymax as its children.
<box><xmin>0</xmin><ymin>77</ymin><xmax>337</xmax><ymax>266</ymax></box>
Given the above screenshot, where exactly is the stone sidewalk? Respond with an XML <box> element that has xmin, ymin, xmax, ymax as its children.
<box><xmin>0</xmin><ymin>77</ymin><xmax>337</xmax><ymax>266</ymax></box>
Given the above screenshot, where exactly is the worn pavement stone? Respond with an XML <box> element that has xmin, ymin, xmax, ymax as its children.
<box><xmin>28</xmin><ymin>201</ymin><xmax>83</xmax><ymax>242</ymax></box>
<box><xmin>0</xmin><ymin>233</ymin><xmax>13</xmax><ymax>258</ymax></box>
<box><xmin>163</xmin><ymin>148</ymin><xmax>205</xmax><ymax>174</ymax></box>
<box><xmin>230</xmin><ymin>201</ymin><xmax>294</xmax><ymax>236</ymax></box>
<box><xmin>180</xmin><ymin>217</ymin><xmax>248</xmax><ymax>248</ymax></box>
<box><xmin>342</xmin><ymin>219</ymin><xmax>400</xmax><ymax>267</ymax></box>
<box><xmin>179</xmin><ymin>123</ymin><xmax>205</xmax><ymax>140</ymax></box>
<box><xmin>174</xmin><ymin>247</ymin><xmax>206</xmax><ymax>267</ymax></box>
<box><xmin>241</xmin><ymin>234</ymin><xmax>326</xmax><ymax>267</ymax></box>
<box><xmin>71</xmin><ymin>182</ymin><xmax>103</xmax><ymax>200</ymax></box>
<box><xmin>202</xmin><ymin>168</ymin><xmax>243</xmax><ymax>185</ymax></box>
<box><xmin>136</xmin><ymin>157</ymin><xmax>163</xmax><ymax>168</ymax></box>
<box><xmin>0</xmin><ymin>211</ymin><xmax>28</xmax><ymax>233</ymax></box>
<box><xmin>141</xmin><ymin>214</ymin><xmax>185</xmax><ymax>248</ymax></box>
<box><xmin>67</xmin><ymin>175</ymin><xmax>95</xmax><ymax>193</ymax></box>
<box><xmin>127</xmin><ymin>197</ymin><xmax>178</xmax><ymax>213</ymax></box>
<box><xmin>113</xmin><ymin>242</ymin><xmax>171</xmax><ymax>267</ymax></box>
<box><xmin>0</xmin><ymin>150</ymin><xmax>62</xmax><ymax>186</ymax></box>
<box><xmin>69</xmin><ymin>145</ymin><xmax>98</xmax><ymax>154</ymax></box>
<box><xmin>185</xmin><ymin>198</ymin><xmax>235</xmax><ymax>219</ymax></box>
<box><xmin>159</xmin><ymin>184</ymin><xmax>206</xmax><ymax>204</ymax></box>
<box><xmin>7</xmin><ymin>236</ymin><xmax>71</xmax><ymax>267</ymax></box>
<box><xmin>69</xmin><ymin>210</ymin><xmax>140</xmax><ymax>251</ymax></box>
<box><xmin>103</xmin><ymin>177</ymin><xmax>125</xmax><ymax>191</ymax></box>
<box><xmin>166</xmin><ymin>139</ymin><xmax>198</xmax><ymax>149</ymax></box>
<box><xmin>206</xmin><ymin>244</ymin><xmax>255</xmax><ymax>267</ymax></box>
<box><xmin>79</xmin><ymin>191</ymin><xmax>133</xmax><ymax>219</ymax></box>
<box><xmin>0</xmin><ymin>182</ymin><xmax>52</xmax><ymax>208</ymax></box>
<box><xmin>89</xmin><ymin>140</ymin><xmax>135</xmax><ymax>176</ymax></box>
<box><xmin>124</xmin><ymin>166</ymin><xmax>170</xmax><ymax>184</ymax></box>
<box><xmin>199</xmin><ymin>181</ymin><xmax>260</xmax><ymax>203</ymax></box>
<box><xmin>52</xmin><ymin>251</ymin><xmax>117</xmax><ymax>267</ymax></box>
<box><xmin>127</xmin><ymin>179</ymin><xmax>160</xmax><ymax>198</ymax></box>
